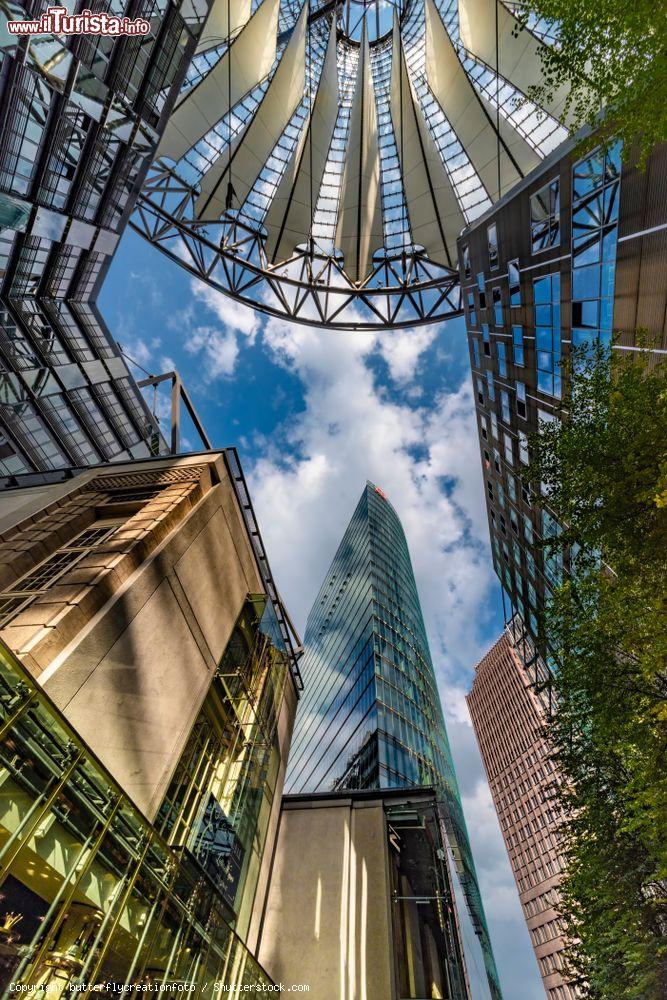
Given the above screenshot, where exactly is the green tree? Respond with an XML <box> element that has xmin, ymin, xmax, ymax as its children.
<box><xmin>515</xmin><ymin>0</ymin><xmax>667</xmax><ymax>165</ymax></box>
<box><xmin>527</xmin><ymin>344</ymin><xmax>667</xmax><ymax>998</ymax></box>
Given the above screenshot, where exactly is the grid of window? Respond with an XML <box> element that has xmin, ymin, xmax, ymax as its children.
<box><xmin>38</xmin><ymin>101</ymin><xmax>90</xmax><ymax>210</ymax></box>
<box><xmin>530</xmin><ymin>179</ymin><xmax>560</xmax><ymax>253</ymax></box>
<box><xmin>0</xmin><ymin>66</ymin><xmax>51</xmax><ymax>196</ymax></box>
<box><xmin>0</xmin><ymin>522</ymin><xmax>122</xmax><ymax>628</ymax></box>
<box><xmin>571</xmin><ymin>142</ymin><xmax>621</xmax><ymax>354</ymax></box>
<box><xmin>68</xmin><ymin>386</ymin><xmax>123</xmax><ymax>459</ymax></box>
<box><xmin>534</xmin><ymin>272</ymin><xmax>561</xmax><ymax>397</ymax></box>
<box><xmin>0</xmin><ymin>399</ymin><xmax>67</xmax><ymax>470</ymax></box>
<box><xmin>39</xmin><ymin>393</ymin><xmax>101</xmax><ymax>466</ymax></box>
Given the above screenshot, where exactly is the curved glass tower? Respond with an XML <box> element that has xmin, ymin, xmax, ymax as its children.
<box><xmin>286</xmin><ymin>482</ymin><xmax>502</xmax><ymax>999</ymax></box>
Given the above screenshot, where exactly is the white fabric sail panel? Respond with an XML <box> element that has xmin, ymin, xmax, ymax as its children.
<box><xmin>390</xmin><ymin>21</ymin><xmax>464</xmax><ymax>266</ymax></box>
<box><xmin>264</xmin><ymin>22</ymin><xmax>339</xmax><ymax>263</ymax></box>
<box><xmin>196</xmin><ymin>0</ymin><xmax>251</xmax><ymax>54</ymax></box>
<box><xmin>157</xmin><ymin>0</ymin><xmax>280</xmax><ymax>162</ymax></box>
<box><xmin>458</xmin><ymin>0</ymin><xmax>573</xmax><ymax>125</ymax></box>
<box><xmin>335</xmin><ymin>32</ymin><xmax>383</xmax><ymax>284</ymax></box>
<box><xmin>195</xmin><ymin>2</ymin><xmax>308</xmax><ymax>220</ymax></box>
<box><xmin>425</xmin><ymin>0</ymin><xmax>540</xmax><ymax>201</ymax></box>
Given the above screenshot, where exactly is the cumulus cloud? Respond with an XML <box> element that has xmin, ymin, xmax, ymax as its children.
<box><xmin>191</xmin><ymin>279</ymin><xmax>259</xmax><ymax>341</ymax></box>
<box><xmin>172</xmin><ymin>278</ymin><xmax>261</xmax><ymax>378</ymax></box>
<box><xmin>184</xmin><ymin>325</ymin><xmax>240</xmax><ymax>379</ymax></box>
<box><xmin>378</xmin><ymin>325</ymin><xmax>439</xmax><ymax>385</ymax></box>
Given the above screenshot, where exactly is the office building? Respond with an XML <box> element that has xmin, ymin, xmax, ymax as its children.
<box><xmin>458</xmin><ymin>135</ymin><xmax>667</xmax><ymax>661</ymax></box>
<box><xmin>0</xmin><ymin>449</ymin><xmax>302</xmax><ymax>992</ymax></box>
<box><xmin>286</xmin><ymin>482</ymin><xmax>501</xmax><ymax>999</ymax></box>
<box><xmin>0</xmin><ymin>0</ymin><xmax>212</xmax><ymax>478</ymax></box>
<box><xmin>467</xmin><ymin>629</ymin><xmax>578</xmax><ymax>1000</ymax></box>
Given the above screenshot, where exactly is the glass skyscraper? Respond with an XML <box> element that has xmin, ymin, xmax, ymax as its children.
<box><xmin>286</xmin><ymin>482</ymin><xmax>502</xmax><ymax>1000</ymax></box>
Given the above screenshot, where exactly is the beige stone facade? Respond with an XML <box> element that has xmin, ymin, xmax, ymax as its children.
<box><xmin>0</xmin><ymin>454</ymin><xmax>268</xmax><ymax>815</ymax></box>
<box><xmin>467</xmin><ymin>633</ymin><xmax>578</xmax><ymax>1000</ymax></box>
<box><xmin>257</xmin><ymin>788</ymin><xmax>471</xmax><ymax>1000</ymax></box>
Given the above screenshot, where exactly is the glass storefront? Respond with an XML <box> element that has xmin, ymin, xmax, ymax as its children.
<box><xmin>0</xmin><ymin>594</ymin><xmax>288</xmax><ymax>997</ymax></box>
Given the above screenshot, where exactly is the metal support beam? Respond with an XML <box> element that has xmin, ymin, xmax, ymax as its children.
<box><xmin>136</xmin><ymin>370</ymin><xmax>213</xmax><ymax>454</ymax></box>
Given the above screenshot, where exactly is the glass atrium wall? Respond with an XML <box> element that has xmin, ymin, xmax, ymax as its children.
<box><xmin>0</xmin><ymin>0</ymin><xmax>211</xmax><ymax>478</ymax></box>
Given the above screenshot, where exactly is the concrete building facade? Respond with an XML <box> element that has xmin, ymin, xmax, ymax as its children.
<box><xmin>259</xmin><ymin>788</ymin><xmax>470</xmax><ymax>1000</ymax></box>
<box><xmin>467</xmin><ymin>630</ymin><xmax>577</xmax><ymax>1000</ymax></box>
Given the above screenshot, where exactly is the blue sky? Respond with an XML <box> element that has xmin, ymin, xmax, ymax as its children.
<box><xmin>101</xmin><ymin>229</ymin><xmax>544</xmax><ymax>1000</ymax></box>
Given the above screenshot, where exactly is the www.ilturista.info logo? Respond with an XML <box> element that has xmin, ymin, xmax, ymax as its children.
<box><xmin>6</xmin><ymin>5</ymin><xmax>151</xmax><ymax>35</ymax></box>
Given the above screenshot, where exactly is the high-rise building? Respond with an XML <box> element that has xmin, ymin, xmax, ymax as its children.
<box><xmin>0</xmin><ymin>0</ymin><xmax>212</xmax><ymax>477</ymax></box>
<box><xmin>0</xmin><ymin>449</ymin><xmax>302</xmax><ymax>992</ymax></box>
<box><xmin>467</xmin><ymin>629</ymin><xmax>578</xmax><ymax>1000</ymax></box>
<box><xmin>286</xmin><ymin>481</ymin><xmax>501</xmax><ymax>999</ymax></box>
<box><xmin>457</xmin><ymin>134</ymin><xmax>667</xmax><ymax>666</ymax></box>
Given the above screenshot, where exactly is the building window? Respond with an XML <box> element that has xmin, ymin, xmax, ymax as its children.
<box><xmin>508</xmin><ymin>259</ymin><xmax>521</xmax><ymax>306</ymax></box>
<box><xmin>533</xmin><ymin>273</ymin><xmax>561</xmax><ymax>398</ymax></box>
<box><xmin>571</xmin><ymin>141</ymin><xmax>621</xmax><ymax>355</ymax></box>
<box><xmin>507</xmin><ymin>473</ymin><xmax>517</xmax><ymax>501</ymax></box>
<box><xmin>516</xmin><ymin>381</ymin><xmax>527</xmax><ymax>418</ymax></box>
<box><xmin>523</xmin><ymin>514</ymin><xmax>534</xmax><ymax>544</ymax></box>
<box><xmin>480</xmin><ymin>414</ymin><xmax>488</xmax><ymax>440</ymax></box>
<box><xmin>476</xmin><ymin>377</ymin><xmax>484</xmax><ymax>404</ymax></box>
<box><xmin>500</xmin><ymin>390</ymin><xmax>510</xmax><ymax>425</ymax></box>
<box><xmin>0</xmin><ymin>522</ymin><xmax>121</xmax><ymax>628</ymax></box>
<box><xmin>519</xmin><ymin>430</ymin><xmax>529</xmax><ymax>464</ymax></box>
<box><xmin>482</xmin><ymin>323</ymin><xmax>491</xmax><ymax>356</ymax></box>
<box><xmin>530</xmin><ymin>179</ymin><xmax>560</xmax><ymax>252</ymax></box>
<box><xmin>462</xmin><ymin>243</ymin><xmax>471</xmax><ymax>279</ymax></box>
<box><xmin>477</xmin><ymin>272</ymin><xmax>486</xmax><ymax>309</ymax></box>
<box><xmin>486</xmin><ymin>370</ymin><xmax>495</xmax><ymax>400</ymax></box>
<box><xmin>492</xmin><ymin>286</ymin><xmax>503</xmax><ymax>327</ymax></box>
<box><xmin>512</xmin><ymin>325</ymin><xmax>524</xmax><ymax>366</ymax></box>
<box><xmin>542</xmin><ymin>510</ymin><xmax>563</xmax><ymax>589</ymax></box>
<box><xmin>503</xmin><ymin>432</ymin><xmax>513</xmax><ymax>466</ymax></box>
<box><xmin>472</xmin><ymin>339</ymin><xmax>481</xmax><ymax>368</ymax></box>
<box><xmin>488</xmin><ymin>223</ymin><xmax>499</xmax><ymax>269</ymax></box>
<box><xmin>467</xmin><ymin>291</ymin><xmax>477</xmax><ymax>327</ymax></box>
<box><xmin>490</xmin><ymin>411</ymin><xmax>499</xmax><ymax>439</ymax></box>
<box><xmin>497</xmin><ymin>342</ymin><xmax>507</xmax><ymax>377</ymax></box>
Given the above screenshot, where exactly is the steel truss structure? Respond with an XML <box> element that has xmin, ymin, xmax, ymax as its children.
<box><xmin>132</xmin><ymin>0</ymin><xmax>568</xmax><ymax>329</ymax></box>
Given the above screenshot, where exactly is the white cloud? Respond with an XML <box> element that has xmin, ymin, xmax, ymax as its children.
<box><xmin>174</xmin><ymin>278</ymin><xmax>261</xmax><ymax>378</ymax></box>
<box><xmin>378</xmin><ymin>325</ymin><xmax>439</xmax><ymax>385</ymax></box>
<box><xmin>191</xmin><ymin>279</ymin><xmax>259</xmax><ymax>341</ymax></box>
<box><xmin>185</xmin><ymin>325</ymin><xmax>240</xmax><ymax>379</ymax></box>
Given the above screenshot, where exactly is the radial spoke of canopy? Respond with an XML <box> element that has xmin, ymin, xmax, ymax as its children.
<box><xmin>135</xmin><ymin>0</ymin><xmax>571</xmax><ymax>329</ymax></box>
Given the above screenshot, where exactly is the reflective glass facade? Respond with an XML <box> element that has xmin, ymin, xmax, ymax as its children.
<box><xmin>459</xmin><ymin>138</ymin><xmax>629</xmax><ymax>677</ymax></box>
<box><xmin>286</xmin><ymin>482</ymin><xmax>501</xmax><ymax>999</ymax></box>
<box><xmin>0</xmin><ymin>0</ymin><xmax>211</xmax><ymax>481</ymax></box>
